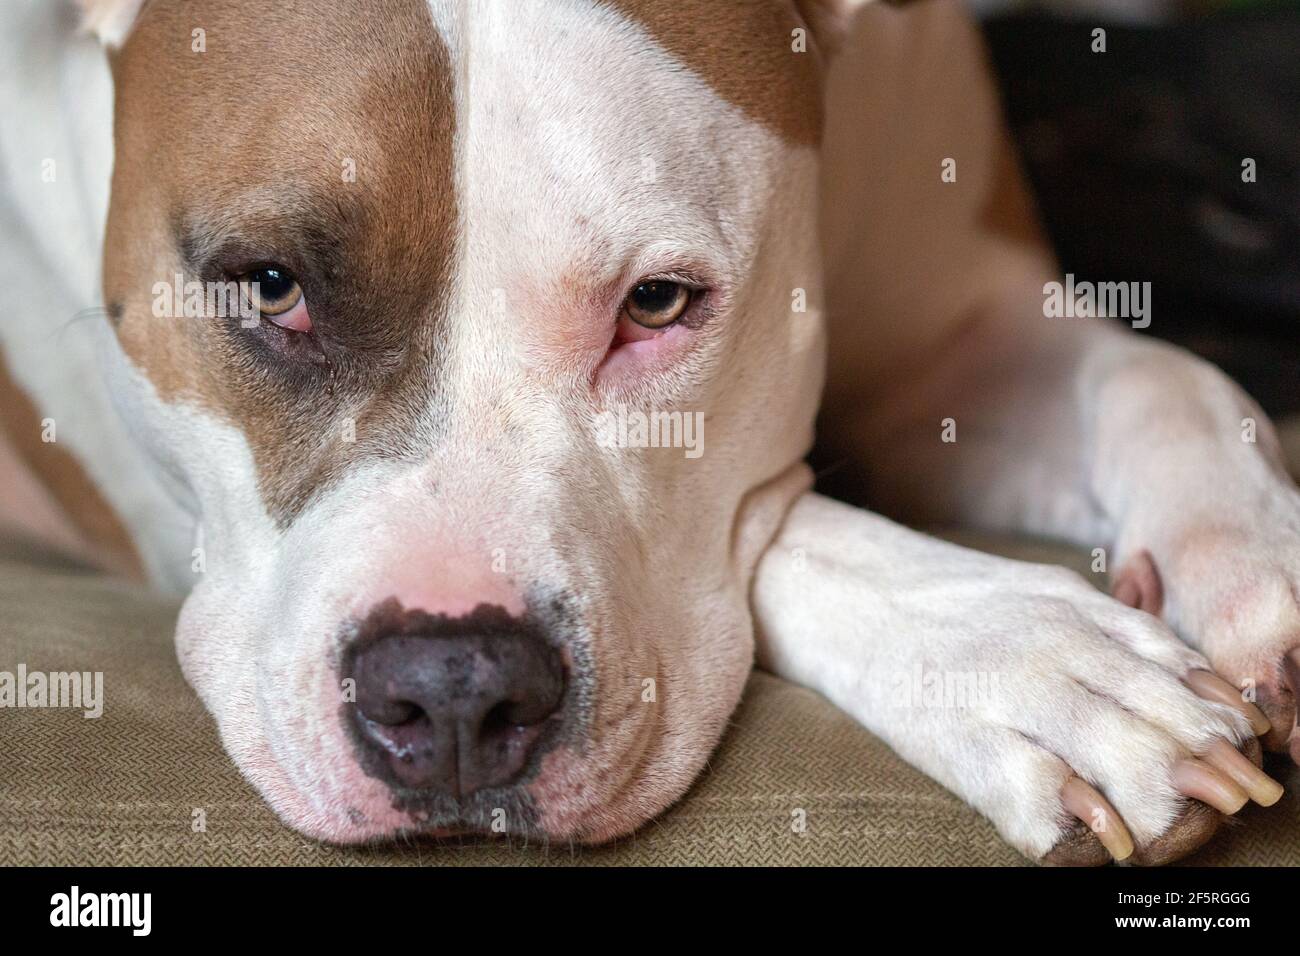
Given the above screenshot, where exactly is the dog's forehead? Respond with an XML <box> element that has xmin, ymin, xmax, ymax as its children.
<box><xmin>348</xmin><ymin>0</ymin><xmax>821</xmax><ymax>142</ymax></box>
<box><xmin>597</xmin><ymin>0</ymin><xmax>824</xmax><ymax>145</ymax></box>
<box><xmin>116</xmin><ymin>0</ymin><xmax>822</xmax><ymax>146</ymax></box>
<box><xmin>107</xmin><ymin>0</ymin><xmax>819</xmax><ymax>527</ymax></box>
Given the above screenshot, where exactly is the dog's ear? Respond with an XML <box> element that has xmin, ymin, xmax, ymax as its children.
<box><xmin>77</xmin><ymin>0</ymin><xmax>146</xmax><ymax>48</ymax></box>
<box><xmin>794</xmin><ymin>0</ymin><xmax>907</xmax><ymax>58</ymax></box>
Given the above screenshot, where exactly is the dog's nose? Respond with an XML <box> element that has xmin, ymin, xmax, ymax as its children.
<box><xmin>348</xmin><ymin>619</ymin><xmax>565</xmax><ymax>798</ymax></box>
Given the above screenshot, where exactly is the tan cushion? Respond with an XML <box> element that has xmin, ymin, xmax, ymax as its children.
<box><xmin>5</xmin><ymin>416</ymin><xmax>1300</xmax><ymax>866</ymax></box>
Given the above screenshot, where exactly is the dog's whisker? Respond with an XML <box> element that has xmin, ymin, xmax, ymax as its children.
<box><xmin>49</xmin><ymin>305</ymin><xmax>114</xmax><ymax>344</ymax></box>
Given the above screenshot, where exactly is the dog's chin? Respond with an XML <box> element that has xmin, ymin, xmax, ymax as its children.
<box><xmin>230</xmin><ymin>728</ymin><xmax>710</xmax><ymax>847</ymax></box>
<box><xmin>248</xmin><ymin>766</ymin><xmax>674</xmax><ymax>847</ymax></box>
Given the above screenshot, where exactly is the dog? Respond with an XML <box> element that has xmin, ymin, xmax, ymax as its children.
<box><xmin>1</xmin><ymin>0</ymin><xmax>1296</xmax><ymax>865</ymax></box>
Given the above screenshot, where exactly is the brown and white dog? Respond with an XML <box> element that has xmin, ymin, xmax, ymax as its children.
<box><xmin>1</xmin><ymin>0</ymin><xmax>1296</xmax><ymax>864</ymax></box>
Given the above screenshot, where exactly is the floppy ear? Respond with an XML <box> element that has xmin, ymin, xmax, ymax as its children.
<box><xmin>78</xmin><ymin>0</ymin><xmax>146</xmax><ymax>48</ymax></box>
<box><xmin>795</xmin><ymin>0</ymin><xmax>908</xmax><ymax>57</ymax></box>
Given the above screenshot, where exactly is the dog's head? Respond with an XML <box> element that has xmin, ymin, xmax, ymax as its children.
<box><xmin>89</xmin><ymin>0</ymin><xmax>866</xmax><ymax>842</ymax></box>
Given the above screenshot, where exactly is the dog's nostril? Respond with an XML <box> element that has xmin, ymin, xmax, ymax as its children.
<box><xmin>346</xmin><ymin>616</ymin><xmax>565</xmax><ymax>798</ymax></box>
<box><xmin>498</xmin><ymin>693</ymin><xmax>561</xmax><ymax>727</ymax></box>
<box><xmin>480</xmin><ymin>700</ymin><xmax>516</xmax><ymax>736</ymax></box>
<box><xmin>366</xmin><ymin>697</ymin><xmax>422</xmax><ymax>727</ymax></box>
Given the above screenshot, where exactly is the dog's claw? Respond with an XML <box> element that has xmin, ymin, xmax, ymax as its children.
<box><xmin>1202</xmin><ymin>739</ymin><xmax>1284</xmax><ymax>807</ymax></box>
<box><xmin>1059</xmin><ymin>776</ymin><xmax>1133</xmax><ymax>863</ymax></box>
<box><xmin>1049</xmin><ymin>734</ymin><xmax>1276</xmax><ymax>867</ymax></box>
<box><xmin>1185</xmin><ymin>669</ymin><xmax>1272</xmax><ymax>737</ymax></box>
<box><xmin>1171</xmin><ymin>757</ymin><xmax>1249</xmax><ymax>815</ymax></box>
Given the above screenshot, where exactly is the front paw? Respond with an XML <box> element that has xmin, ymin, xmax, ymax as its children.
<box><xmin>1113</xmin><ymin>484</ymin><xmax>1300</xmax><ymax>762</ymax></box>
<box><xmin>753</xmin><ymin>495</ymin><xmax>1282</xmax><ymax>866</ymax></box>
<box><xmin>881</xmin><ymin>573</ymin><xmax>1280</xmax><ymax>866</ymax></box>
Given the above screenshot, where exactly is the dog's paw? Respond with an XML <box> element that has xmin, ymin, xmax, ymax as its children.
<box><xmin>1113</xmin><ymin>481</ymin><xmax>1300</xmax><ymax>763</ymax></box>
<box><xmin>753</xmin><ymin>496</ymin><xmax>1283</xmax><ymax>866</ymax></box>
<box><xmin>885</xmin><ymin>570</ymin><xmax>1280</xmax><ymax>866</ymax></box>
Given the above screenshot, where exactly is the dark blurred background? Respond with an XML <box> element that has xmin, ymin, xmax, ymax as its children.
<box><xmin>976</xmin><ymin>0</ymin><xmax>1299</xmax><ymax>415</ymax></box>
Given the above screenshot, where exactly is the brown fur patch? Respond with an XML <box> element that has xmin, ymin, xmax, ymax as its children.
<box><xmin>600</xmin><ymin>0</ymin><xmax>827</xmax><ymax>145</ymax></box>
<box><xmin>0</xmin><ymin>352</ymin><xmax>142</xmax><ymax>578</ymax></box>
<box><xmin>105</xmin><ymin>0</ymin><xmax>457</xmax><ymax>524</ymax></box>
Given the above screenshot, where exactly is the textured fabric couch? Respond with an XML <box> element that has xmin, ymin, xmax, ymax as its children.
<box><xmin>4</xmin><ymin>421</ymin><xmax>1300</xmax><ymax>866</ymax></box>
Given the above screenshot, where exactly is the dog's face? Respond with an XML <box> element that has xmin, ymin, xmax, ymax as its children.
<box><xmin>97</xmin><ymin>0</ymin><xmax>845</xmax><ymax>842</ymax></box>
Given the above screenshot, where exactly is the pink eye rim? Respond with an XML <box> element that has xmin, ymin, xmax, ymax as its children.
<box><xmin>262</xmin><ymin>293</ymin><xmax>312</xmax><ymax>332</ymax></box>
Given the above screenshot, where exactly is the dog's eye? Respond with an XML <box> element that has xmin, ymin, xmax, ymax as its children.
<box><xmin>622</xmin><ymin>281</ymin><xmax>691</xmax><ymax>330</ymax></box>
<box><xmin>239</xmin><ymin>266</ymin><xmax>311</xmax><ymax>332</ymax></box>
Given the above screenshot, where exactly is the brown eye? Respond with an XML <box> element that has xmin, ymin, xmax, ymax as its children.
<box><xmin>241</xmin><ymin>267</ymin><xmax>302</xmax><ymax>316</ymax></box>
<box><xmin>239</xmin><ymin>267</ymin><xmax>311</xmax><ymax>331</ymax></box>
<box><xmin>622</xmin><ymin>281</ymin><xmax>691</xmax><ymax>330</ymax></box>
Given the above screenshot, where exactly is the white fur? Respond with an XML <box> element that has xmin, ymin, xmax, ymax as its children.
<box><xmin>77</xmin><ymin>0</ymin><xmax>146</xmax><ymax>47</ymax></box>
<box><xmin>753</xmin><ymin>494</ymin><xmax>1251</xmax><ymax>857</ymax></box>
<box><xmin>0</xmin><ymin>0</ymin><xmax>194</xmax><ymax>587</ymax></box>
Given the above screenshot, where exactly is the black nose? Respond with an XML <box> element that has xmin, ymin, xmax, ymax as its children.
<box><xmin>347</xmin><ymin>613</ymin><xmax>565</xmax><ymax>798</ymax></box>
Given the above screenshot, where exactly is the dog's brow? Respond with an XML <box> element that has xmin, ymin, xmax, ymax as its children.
<box><xmin>176</xmin><ymin>220</ymin><xmax>229</xmax><ymax>274</ymax></box>
<box><xmin>174</xmin><ymin>194</ymin><xmax>353</xmax><ymax>280</ymax></box>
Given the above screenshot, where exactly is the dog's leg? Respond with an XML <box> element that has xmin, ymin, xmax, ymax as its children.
<box><xmin>819</xmin><ymin>0</ymin><xmax>1300</xmax><ymax>764</ymax></box>
<box><xmin>826</xmin><ymin>292</ymin><xmax>1300</xmax><ymax>765</ymax></box>
<box><xmin>753</xmin><ymin>492</ymin><xmax>1280</xmax><ymax>865</ymax></box>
